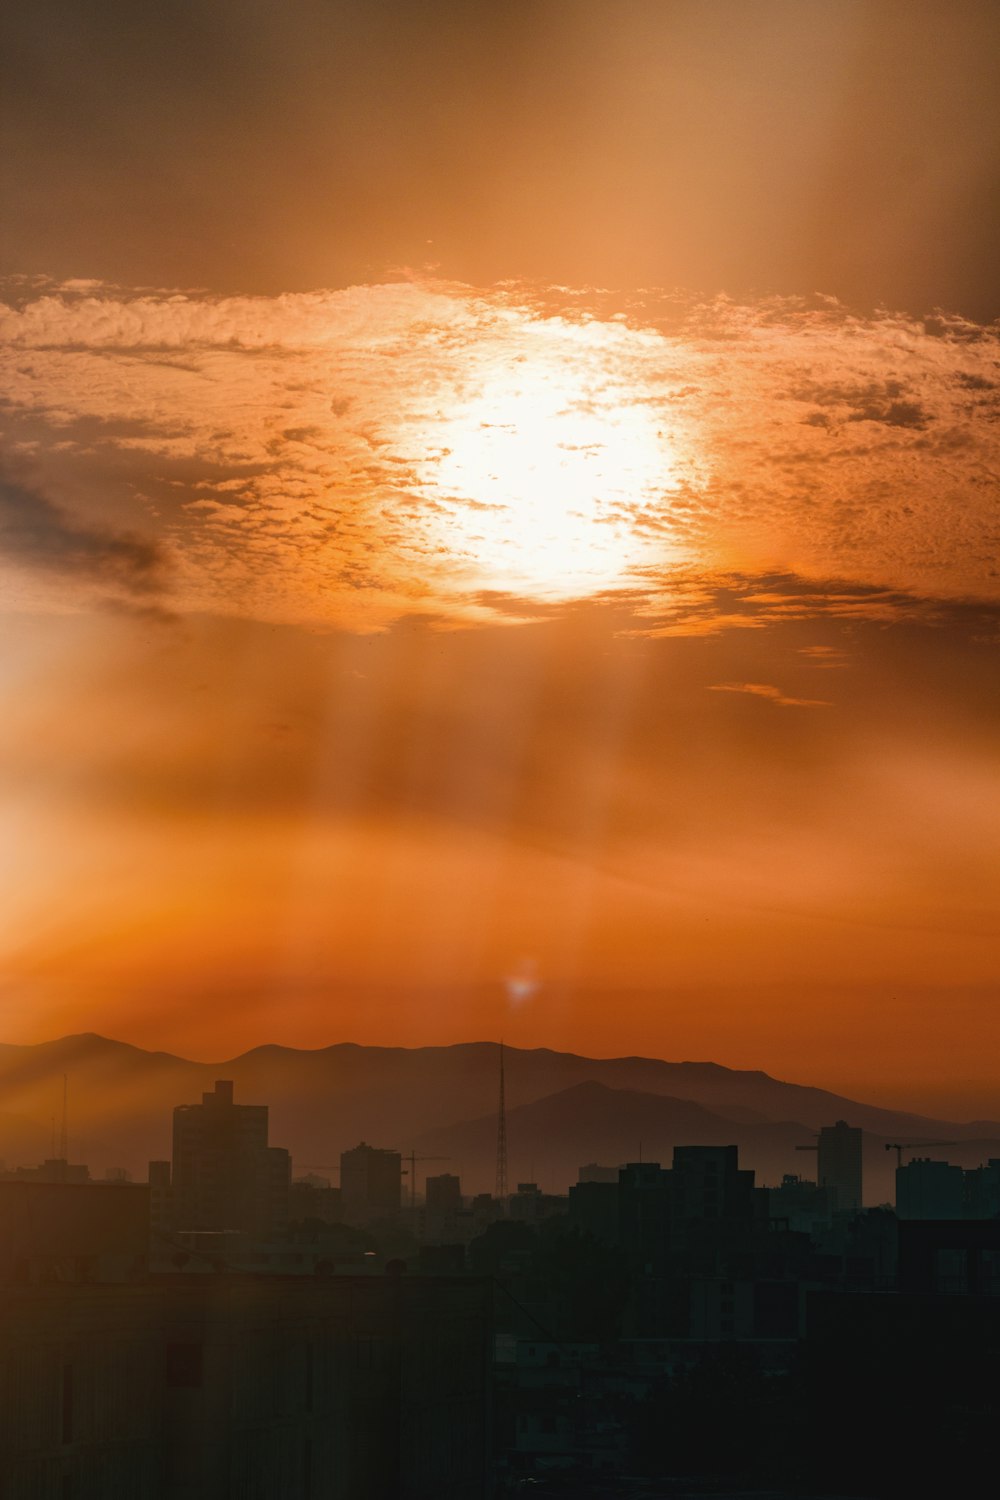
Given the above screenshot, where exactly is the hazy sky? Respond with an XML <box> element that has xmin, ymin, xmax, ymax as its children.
<box><xmin>1</xmin><ymin>2</ymin><xmax>998</xmax><ymax>1113</ymax></box>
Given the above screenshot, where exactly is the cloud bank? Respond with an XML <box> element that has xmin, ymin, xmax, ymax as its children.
<box><xmin>1</xmin><ymin>277</ymin><xmax>998</xmax><ymax>630</ymax></box>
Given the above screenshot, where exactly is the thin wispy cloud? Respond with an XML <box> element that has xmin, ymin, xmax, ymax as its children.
<box><xmin>707</xmin><ymin>682</ymin><xmax>832</xmax><ymax>709</ymax></box>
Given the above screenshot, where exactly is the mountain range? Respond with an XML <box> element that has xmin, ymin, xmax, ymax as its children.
<box><xmin>1</xmin><ymin>1034</ymin><xmax>998</xmax><ymax>1204</ymax></box>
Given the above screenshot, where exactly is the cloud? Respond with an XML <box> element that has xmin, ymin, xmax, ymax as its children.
<box><xmin>1</xmin><ymin>278</ymin><xmax>998</xmax><ymax>630</ymax></box>
<box><xmin>621</xmin><ymin>572</ymin><xmax>949</xmax><ymax>639</ymax></box>
<box><xmin>791</xmin><ymin>378</ymin><xmax>929</xmax><ymax>429</ymax></box>
<box><xmin>0</xmin><ymin>474</ymin><xmax>167</xmax><ymax>596</ymax></box>
<box><xmin>707</xmin><ymin>682</ymin><xmax>831</xmax><ymax>709</ymax></box>
<box><xmin>798</xmin><ymin>645</ymin><xmax>849</xmax><ymax>668</ymax></box>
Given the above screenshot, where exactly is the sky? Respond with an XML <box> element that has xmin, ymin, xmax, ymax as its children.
<box><xmin>1</xmin><ymin>1</ymin><xmax>999</xmax><ymax>1116</ymax></box>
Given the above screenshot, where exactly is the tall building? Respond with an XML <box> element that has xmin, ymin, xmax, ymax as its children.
<box><xmin>340</xmin><ymin>1142</ymin><xmax>402</xmax><ymax>1224</ymax></box>
<box><xmin>425</xmin><ymin>1172</ymin><xmax>462</xmax><ymax>1217</ymax></box>
<box><xmin>896</xmin><ymin>1158</ymin><xmax>965</xmax><ymax>1219</ymax></box>
<box><xmin>171</xmin><ymin>1080</ymin><xmax>290</xmax><ymax>1235</ymax></box>
<box><xmin>671</xmin><ymin>1144</ymin><xmax>758</xmax><ymax>1223</ymax></box>
<box><xmin>817</xmin><ymin>1121</ymin><xmax>863</xmax><ymax>1214</ymax></box>
<box><xmin>963</xmin><ymin>1158</ymin><xmax>1000</xmax><ymax>1219</ymax></box>
<box><xmin>423</xmin><ymin>1172</ymin><xmax>463</xmax><ymax>1243</ymax></box>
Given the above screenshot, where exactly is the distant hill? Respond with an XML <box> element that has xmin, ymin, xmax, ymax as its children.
<box><xmin>412</xmin><ymin>1079</ymin><xmax>1000</xmax><ymax>1201</ymax></box>
<box><xmin>0</xmin><ymin>1033</ymin><xmax>997</xmax><ymax>1202</ymax></box>
<box><xmin>413</xmin><ymin>1079</ymin><xmax>817</xmax><ymax>1192</ymax></box>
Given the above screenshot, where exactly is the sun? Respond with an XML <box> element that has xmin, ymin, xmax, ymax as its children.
<box><xmin>409</xmin><ymin>363</ymin><xmax>678</xmax><ymax>600</ymax></box>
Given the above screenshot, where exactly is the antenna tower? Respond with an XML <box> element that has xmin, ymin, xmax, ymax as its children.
<box><xmin>59</xmin><ymin>1074</ymin><xmax>68</xmax><ymax>1162</ymax></box>
<box><xmin>494</xmin><ymin>1040</ymin><xmax>508</xmax><ymax>1207</ymax></box>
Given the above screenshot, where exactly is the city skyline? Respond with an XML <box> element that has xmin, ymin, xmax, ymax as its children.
<box><xmin>2</xmin><ymin>2</ymin><xmax>999</xmax><ymax>1115</ymax></box>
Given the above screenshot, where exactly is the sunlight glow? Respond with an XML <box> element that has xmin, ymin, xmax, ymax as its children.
<box><xmin>410</xmin><ymin>366</ymin><xmax>679</xmax><ymax>599</ymax></box>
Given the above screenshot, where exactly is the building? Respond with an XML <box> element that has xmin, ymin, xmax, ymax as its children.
<box><xmin>568</xmin><ymin>1178</ymin><xmax>619</xmax><ymax>1245</ymax></box>
<box><xmin>0</xmin><ymin>1179</ymin><xmax>150</xmax><ymax>1284</ymax></box>
<box><xmin>577</xmin><ymin>1163</ymin><xmax>619</xmax><ymax>1184</ymax></box>
<box><xmin>898</xmin><ymin>1218</ymin><xmax>1000</xmax><ymax>1294</ymax></box>
<box><xmin>961</xmin><ymin>1158</ymin><xmax>1000</xmax><ymax>1219</ymax></box>
<box><xmin>507</xmin><ymin>1183</ymin><xmax>568</xmax><ymax>1225</ymax></box>
<box><xmin>423</xmin><ymin>1172</ymin><xmax>464</xmax><ymax>1242</ymax></box>
<box><xmin>148</xmin><ymin>1159</ymin><xmax>173</xmax><ymax>1237</ymax></box>
<box><xmin>768</xmin><ymin>1173</ymin><xmax>834</xmax><ymax>1235</ymax></box>
<box><xmin>816</xmin><ymin>1120</ymin><xmax>863</xmax><ymax>1214</ymax></box>
<box><xmin>289</xmin><ymin>1174</ymin><xmax>343</xmax><ymax>1225</ymax></box>
<box><xmin>896</xmin><ymin>1158</ymin><xmax>965</xmax><ymax>1219</ymax></box>
<box><xmin>170</xmin><ymin>1080</ymin><xmax>291</xmax><ymax>1236</ymax></box>
<box><xmin>9</xmin><ymin>1157</ymin><xmax>90</xmax><ymax>1184</ymax></box>
<box><xmin>805</xmin><ymin>1285</ymin><xmax>1000</xmax><ymax>1496</ymax></box>
<box><xmin>340</xmin><ymin>1142</ymin><xmax>402</xmax><ymax>1225</ymax></box>
<box><xmin>426</xmin><ymin>1173</ymin><xmax>462</xmax><ymax>1218</ymax></box>
<box><xmin>0</xmin><ymin>1272</ymin><xmax>493</xmax><ymax>1498</ymax></box>
<box><xmin>671</xmin><ymin>1145</ymin><xmax>759</xmax><ymax>1225</ymax></box>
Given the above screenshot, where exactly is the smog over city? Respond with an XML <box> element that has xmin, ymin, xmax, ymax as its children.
<box><xmin>1</xmin><ymin>4</ymin><xmax>999</xmax><ymax>1496</ymax></box>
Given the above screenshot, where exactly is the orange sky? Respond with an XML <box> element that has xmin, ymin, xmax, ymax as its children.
<box><xmin>1</xmin><ymin>3</ymin><xmax>999</xmax><ymax>1115</ymax></box>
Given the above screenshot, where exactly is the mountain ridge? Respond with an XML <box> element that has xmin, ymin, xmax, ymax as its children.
<box><xmin>0</xmin><ymin>1034</ymin><xmax>997</xmax><ymax>1198</ymax></box>
<box><xmin>1</xmin><ymin>1031</ymin><xmax>986</xmax><ymax>1128</ymax></box>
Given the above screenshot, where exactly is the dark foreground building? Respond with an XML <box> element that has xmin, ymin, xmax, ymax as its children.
<box><xmin>0</xmin><ymin>1273</ymin><xmax>491</xmax><ymax>1499</ymax></box>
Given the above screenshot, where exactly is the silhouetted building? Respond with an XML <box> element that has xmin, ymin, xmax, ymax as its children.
<box><xmin>0</xmin><ymin>1180</ymin><xmax>149</xmax><ymax>1283</ymax></box>
<box><xmin>426</xmin><ymin>1172</ymin><xmax>462</xmax><ymax>1217</ymax></box>
<box><xmin>148</xmin><ymin>1159</ymin><xmax>173</xmax><ymax>1236</ymax></box>
<box><xmin>569</xmin><ymin>1148</ymin><xmax>807</xmax><ymax>1342</ymax></box>
<box><xmin>568</xmin><ymin>1178</ymin><xmax>619</xmax><ymax>1245</ymax></box>
<box><xmin>10</xmin><ymin>1157</ymin><xmax>90</xmax><ymax>1184</ymax></box>
<box><xmin>423</xmin><ymin>1171</ymin><xmax>464</xmax><ymax>1243</ymax></box>
<box><xmin>896</xmin><ymin>1157</ymin><xmax>965</xmax><ymax>1219</ymax></box>
<box><xmin>806</xmin><ymin>1285</ymin><xmax>1000</xmax><ymax>1496</ymax></box>
<box><xmin>964</xmin><ymin>1158</ymin><xmax>1000</xmax><ymax>1219</ymax></box>
<box><xmin>508</xmin><ymin>1182</ymin><xmax>568</xmax><ymax>1225</ymax></box>
<box><xmin>898</xmin><ymin>1218</ymin><xmax>1000</xmax><ymax>1294</ymax></box>
<box><xmin>671</xmin><ymin>1145</ymin><xmax>758</xmax><ymax>1225</ymax></box>
<box><xmin>817</xmin><ymin>1120</ymin><xmax>862</xmax><ymax>1213</ymax></box>
<box><xmin>0</xmin><ymin>1272</ymin><xmax>492</xmax><ymax>1497</ymax></box>
<box><xmin>340</xmin><ymin>1142</ymin><xmax>402</xmax><ymax>1225</ymax></box>
<box><xmin>469</xmin><ymin>1193</ymin><xmax>503</xmax><ymax>1236</ymax></box>
<box><xmin>577</xmin><ymin>1163</ymin><xmax>619</xmax><ymax>1184</ymax></box>
<box><xmin>171</xmin><ymin>1080</ymin><xmax>291</xmax><ymax>1236</ymax></box>
<box><xmin>289</xmin><ymin>1174</ymin><xmax>343</xmax><ymax>1225</ymax></box>
<box><xmin>768</xmin><ymin>1173</ymin><xmax>833</xmax><ymax>1234</ymax></box>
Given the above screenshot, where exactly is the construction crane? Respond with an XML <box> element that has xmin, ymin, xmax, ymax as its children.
<box><xmin>401</xmin><ymin>1153</ymin><xmax>450</xmax><ymax>1214</ymax></box>
<box><xmin>884</xmin><ymin>1142</ymin><xmax>957</xmax><ymax>1169</ymax></box>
